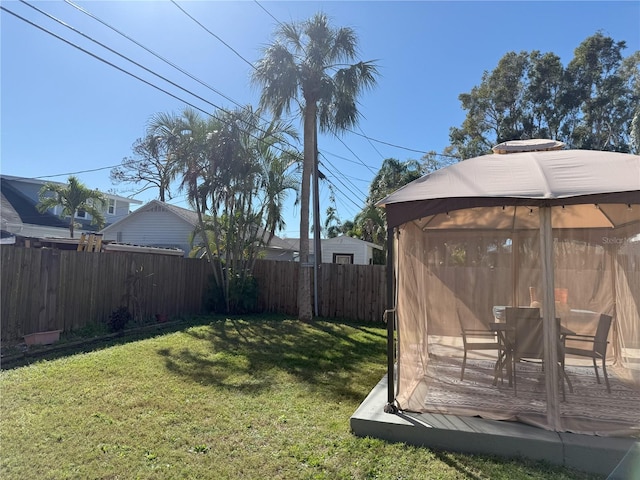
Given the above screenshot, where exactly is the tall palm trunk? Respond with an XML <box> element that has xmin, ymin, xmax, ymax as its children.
<box><xmin>298</xmin><ymin>102</ymin><xmax>315</xmax><ymax>321</ymax></box>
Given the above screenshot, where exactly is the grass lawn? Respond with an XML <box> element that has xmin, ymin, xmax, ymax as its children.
<box><xmin>1</xmin><ymin>315</ymin><xmax>602</xmax><ymax>479</ymax></box>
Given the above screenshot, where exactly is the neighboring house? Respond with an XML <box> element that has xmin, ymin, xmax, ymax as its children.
<box><xmin>320</xmin><ymin>235</ymin><xmax>383</xmax><ymax>265</ymax></box>
<box><xmin>0</xmin><ymin>175</ymin><xmax>142</xmax><ymax>239</ymax></box>
<box><xmin>281</xmin><ymin>235</ymin><xmax>383</xmax><ymax>265</ymax></box>
<box><xmin>100</xmin><ymin>200</ymin><xmax>199</xmax><ymax>256</ymax></box>
<box><xmin>100</xmin><ymin>199</ymin><xmax>298</xmax><ymax>259</ymax></box>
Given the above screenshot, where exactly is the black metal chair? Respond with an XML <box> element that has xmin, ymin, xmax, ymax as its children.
<box><xmin>562</xmin><ymin>314</ymin><xmax>613</xmax><ymax>393</ymax></box>
<box><xmin>506</xmin><ymin>307</ymin><xmax>571</xmax><ymax>399</ymax></box>
<box><xmin>506</xmin><ymin>307</ymin><xmax>543</xmax><ymax>395</ymax></box>
<box><xmin>459</xmin><ymin>311</ymin><xmax>504</xmax><ymax>381</ymax></box>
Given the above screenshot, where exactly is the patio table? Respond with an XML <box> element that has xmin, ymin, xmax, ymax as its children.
<box><xmin>489</xmin><ymin>321</ymin><xmax>575</xmax><ymax>390</ymax></box>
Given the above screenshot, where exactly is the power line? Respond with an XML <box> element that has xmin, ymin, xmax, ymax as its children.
<box><xmin>346</xmin><ymin>128</ymin><xmax>461</xmax><ymax>159</ymax></box>
<box><xmin>6</xmin><ymin>1</ymin><xmax>450</xmax><ymax>220</ymax></box>
<box><xmin>253</xmin><ymin>0</ymin><xmax>283</xmax><ymax>27</ymax></box>
<box><xmin>170</xmin><ymin>0</ymin><xmax>256</xmax><ymax>70</ymax></box>
<box><xmin>358</xmin><ymin>124</ymin><xmax>385</xmax><ymax>160</ymax></box>
<box><xmin>319</xmin><ymin>156</ymin><xmax>368</xmax><ymax>207</ymax></box>
<box><xmin>1</xmin><ymin>5</ymin><xmax>214</xmax><ymax>119</ymax></box>
<box><xmin>64</xmin><ymin>0</ymin><xmax>255</xmax><ymax>115</ymax></box>
<box><xmin>3</xmin><ymin>3</ymin><xmax>300</xmax><ymax>181</ymax></box>
<box><xmin>62</xmin><ymin>0</ymin><xmax>303</xmax><ymax>155</ymax></box>
<box><xmin>36</xmin><ymin>165</ymin><xmax>118</xmax><ymax>179</ymax></box>
<box><xmin>21</xmin><ymin>1</ymin><xmax>232</xmax><ymax>118</ymax></box>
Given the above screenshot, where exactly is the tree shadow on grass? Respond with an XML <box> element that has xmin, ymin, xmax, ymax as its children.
<box><xmin>156</xmin><ymin>316</ymin><xmax>387</xmax><ymax>403</ymax></box>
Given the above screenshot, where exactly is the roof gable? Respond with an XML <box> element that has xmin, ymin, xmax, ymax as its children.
<box><xmin>101</xmin><ymin>200</ymin><xmax>198</xmax><ymax>233</ymax></box>
<box><xmin>322</xmin><ymin>235</ymin><xmax>384</xmax><ymax>250</ymax></box>
<box><xmin>280</xmin><ymin>235</ymin><xmax>383</xmax><ymax>252</ymax></box>
<box><xmin>0</xmin><ymin>174</ymin><xmax>142</xmax><ymax>205</ymax></box>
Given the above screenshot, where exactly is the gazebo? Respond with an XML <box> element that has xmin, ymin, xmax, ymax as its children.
<box><xmin>377</xmin><ymin>140</ymin><xmax>640</xmax><ymax>436</ymax></box>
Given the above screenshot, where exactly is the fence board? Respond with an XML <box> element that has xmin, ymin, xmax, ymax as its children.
<box><xmin>1</xmin><ymin>248</ymin><xmax>388</xmax><ymax>343</ymax></box>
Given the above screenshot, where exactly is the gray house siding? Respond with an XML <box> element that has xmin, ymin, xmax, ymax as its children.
<box><xmin>100</xmin><ymin>200</ymin><xmax>298</xmax><ymax>260</ymax></box>
<box><xmin>101</xmin><ymin>207</ymin><xmax>196</xmax><ymax>256</ymax></box>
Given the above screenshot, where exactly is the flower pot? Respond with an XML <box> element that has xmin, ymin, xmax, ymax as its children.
<box><xmin>24</xmin><ymin>330</ymin><xmax>62</xmax><ymax>346</ymax></box>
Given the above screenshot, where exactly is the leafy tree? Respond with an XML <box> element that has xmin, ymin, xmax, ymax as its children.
<box><xmin>621</xmin><ymin>51</ymin><xmax>640</xmax><ymax>151</ymax></box>
<box><xmin>449</xmin><ymin>32</ymin><xmax>639</xmax><ymax>157</ymax></box>
<box><xmin>110</xmin><ymin>115</ymin><xmax>183</xmax><ymax>201</ymax></box>
<box><xmin>37</xmin><ymin>175</ymin><xmax>106</xmax><ymax>238</ymax></box>
<box><xmin>252</xmin><ymin>12</ymin><xmax>378</xmax><ymax>321</ymax></box>
<box><xmin>565</xmin><ymin>33</ymin><xmax>636</xmax><ymax>151</ymax></box>
<box><xmin>348</xmin><ymin>158</ymin><xmax>422</xmax><ymax>263</ymax></box>
<box><xmin>367</xmin><ymin>158</ymin><xmax>422</xmax><ymax>205</ymax></box>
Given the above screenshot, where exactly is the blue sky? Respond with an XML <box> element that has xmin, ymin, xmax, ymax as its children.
<box><xmin>2</xmin><ymin>1</ymin><xmax>639</xmax><ymax>238</ymax></box>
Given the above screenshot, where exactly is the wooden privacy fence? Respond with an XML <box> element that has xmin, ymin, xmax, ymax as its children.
<box><xmin>252</xmin><ymin>261</ymin><xmax>387</xmax><ymax>321</ymax></box>
<box><xmin>1</xmin><ymin>247</ymin><xmax>388</xmax><ymax>343</ymax></box>
<box><xmin>1</xmin><ymin>247</ymin><xmax>211</xmax><ymax>343</ymax></box>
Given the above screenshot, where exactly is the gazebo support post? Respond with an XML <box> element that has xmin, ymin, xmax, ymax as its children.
<box><xmin>384</xmin><ymin>227</ymin><xmax>398</xmax><ymax>413</ymax></box>
<box><xmin>539</xmin><ymin>206</ymin><xmax>561</xmax><ymax>430</ymax></box>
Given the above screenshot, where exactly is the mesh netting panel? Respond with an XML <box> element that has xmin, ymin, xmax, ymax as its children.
<box><xmin>394</xmin><ymin>205</ymin><xmax>640</xmax><ymax>435</ymax></box>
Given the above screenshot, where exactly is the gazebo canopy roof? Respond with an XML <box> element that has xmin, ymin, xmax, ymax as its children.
<box><xmin>378</xmin><ymin>147</ymin><xmax>640</xmax><ymax>229</ymax></box>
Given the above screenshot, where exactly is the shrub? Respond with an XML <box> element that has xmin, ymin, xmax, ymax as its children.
<box><xmin>108</xmin><ymin>306</ymin><xmax>132</xmax><ymax>333</ymax></box>
<box><xmin>204</xmin><ymin>272</ymin><xmax>259</xmax><ymax>314</ymax></box>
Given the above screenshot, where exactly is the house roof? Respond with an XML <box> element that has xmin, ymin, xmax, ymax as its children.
<box><xmin>1</xmin><ymin>191</ymin><xmax>23</xmax><ymax>232</ymax></box>
<box><xmin>100</xmin><ymin>199</ymin><xmax>199</xmax><ymax>233</ymax></box>
<box><xmin>1</xmin><ymin>178</ymin><xmax>68</xmax><ymax>228</ymax></box>
<box><xmin>0</xmin><ymin>174</ymin><xmax>143</xmax><ymax>205</ymax></box>
<box><xmin>281</xmin><ymin>235</ymin><xmax>383</xmax><ymax>252</ymax></box>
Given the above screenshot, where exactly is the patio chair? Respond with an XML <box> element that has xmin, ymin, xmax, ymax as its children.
<box><xmin>562</xmin><ymin>314</ymin><xmax>612</xmax><ymax>393</ymax></box>
<box><xmin>506</xmin><ymin>307</ymin><xmax>571</xmax><ymax>399</ymax></box>
<box><xmin>458</xmin><ymin>312</ymin><xmax>504</xmax><ymax>381</ymax></box>
<box><xmin>507</xmin><ymin>308</ymin><xmax>543</xmax><ymax>394</ymax></box>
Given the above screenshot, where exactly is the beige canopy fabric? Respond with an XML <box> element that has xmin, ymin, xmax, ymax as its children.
<box><xmin>380</xmin><ymin>149</ymin><xmax>640</xmax><ymax>229</ymax></box>
<box><xmin>378</xmin><ymin>145</ymin><xmax>640</xmax><ymax>436</ymax></box>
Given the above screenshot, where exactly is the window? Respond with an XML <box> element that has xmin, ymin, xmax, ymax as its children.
<box><xmin>75</xmin><ymin>209</ymin><xmax>86</xmax><ymax>219</ymax></box>
<box><xmin>333</xmin><ymin>253</ymin><xmax>353</xmax><ymax>264</ymax></box>
<box><xmin>107</xmin><ymin>199</ymin><xmax>116</xmax><ymax>215</ymax></box>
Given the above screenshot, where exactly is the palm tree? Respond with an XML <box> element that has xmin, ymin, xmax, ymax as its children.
<box><xmin>254</xmin><ymin>120</ymin><xmax>301</xmax><ymax>244</ymax></box>
<box><xmin>151</xmin><ymin>108</ymin><xmax>221</xmax><ymax>273</ymax></box>
<box><xmin>37</xmin><ymin>175</ymin><xmax>106</xmax><ymax>238</ymax></box>
<box><xmin>151</xmin><ymin>105</ymin><xmax>298</xmax><ymax>312</ymax></box>
<box><xmin>252</xmin><ymin>12</ymin><xmax>378</xmax><ymax>320</ymax></box>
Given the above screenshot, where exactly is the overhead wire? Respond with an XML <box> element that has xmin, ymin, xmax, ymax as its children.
<box><xmin>3</xmin><ymin>1</ymin><xmax>367</xmax><ymax>215</ymax></box>
<box><xmin>253</xmin><ymin>0</ymin><xmax>283</xmax><ymax>27</ymax></box>
<box><xmin>20</xmin><ymin>0</ymin><xmax>238</xmax><ymax>119</ymax></box>
<box><xmin>170</xmin><ymin>0</ymin><xmax>375</xmax><ymax>215</ymax></box>
<box><xmin>170</xmin><ymin>0</ymin><xmax>256</xmax><ymax>71</ymax></box>
<box><xmin>5</xmin><ymin>1</ymin><xmax>444</xmax><ymax>218</ymax></box>
<box><xmin>168</xmin><ymin>0</ymin><xmax>369</xmax><ymax>210</ymax></box>
<box><xmin>4</xmin><ymin>2</ymin><xmax>311</xmax><ymax>182</ymax></box>
<box><xmin>64</xmin><ymin>0</ymin><xmax>260</xmax><ymax>116</ymax></box>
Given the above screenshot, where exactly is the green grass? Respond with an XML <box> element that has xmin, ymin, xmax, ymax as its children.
<box><xmin>1</xmin><ymin>315</ymin><xmax>601</xmax><ymax>479</ymax></box>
